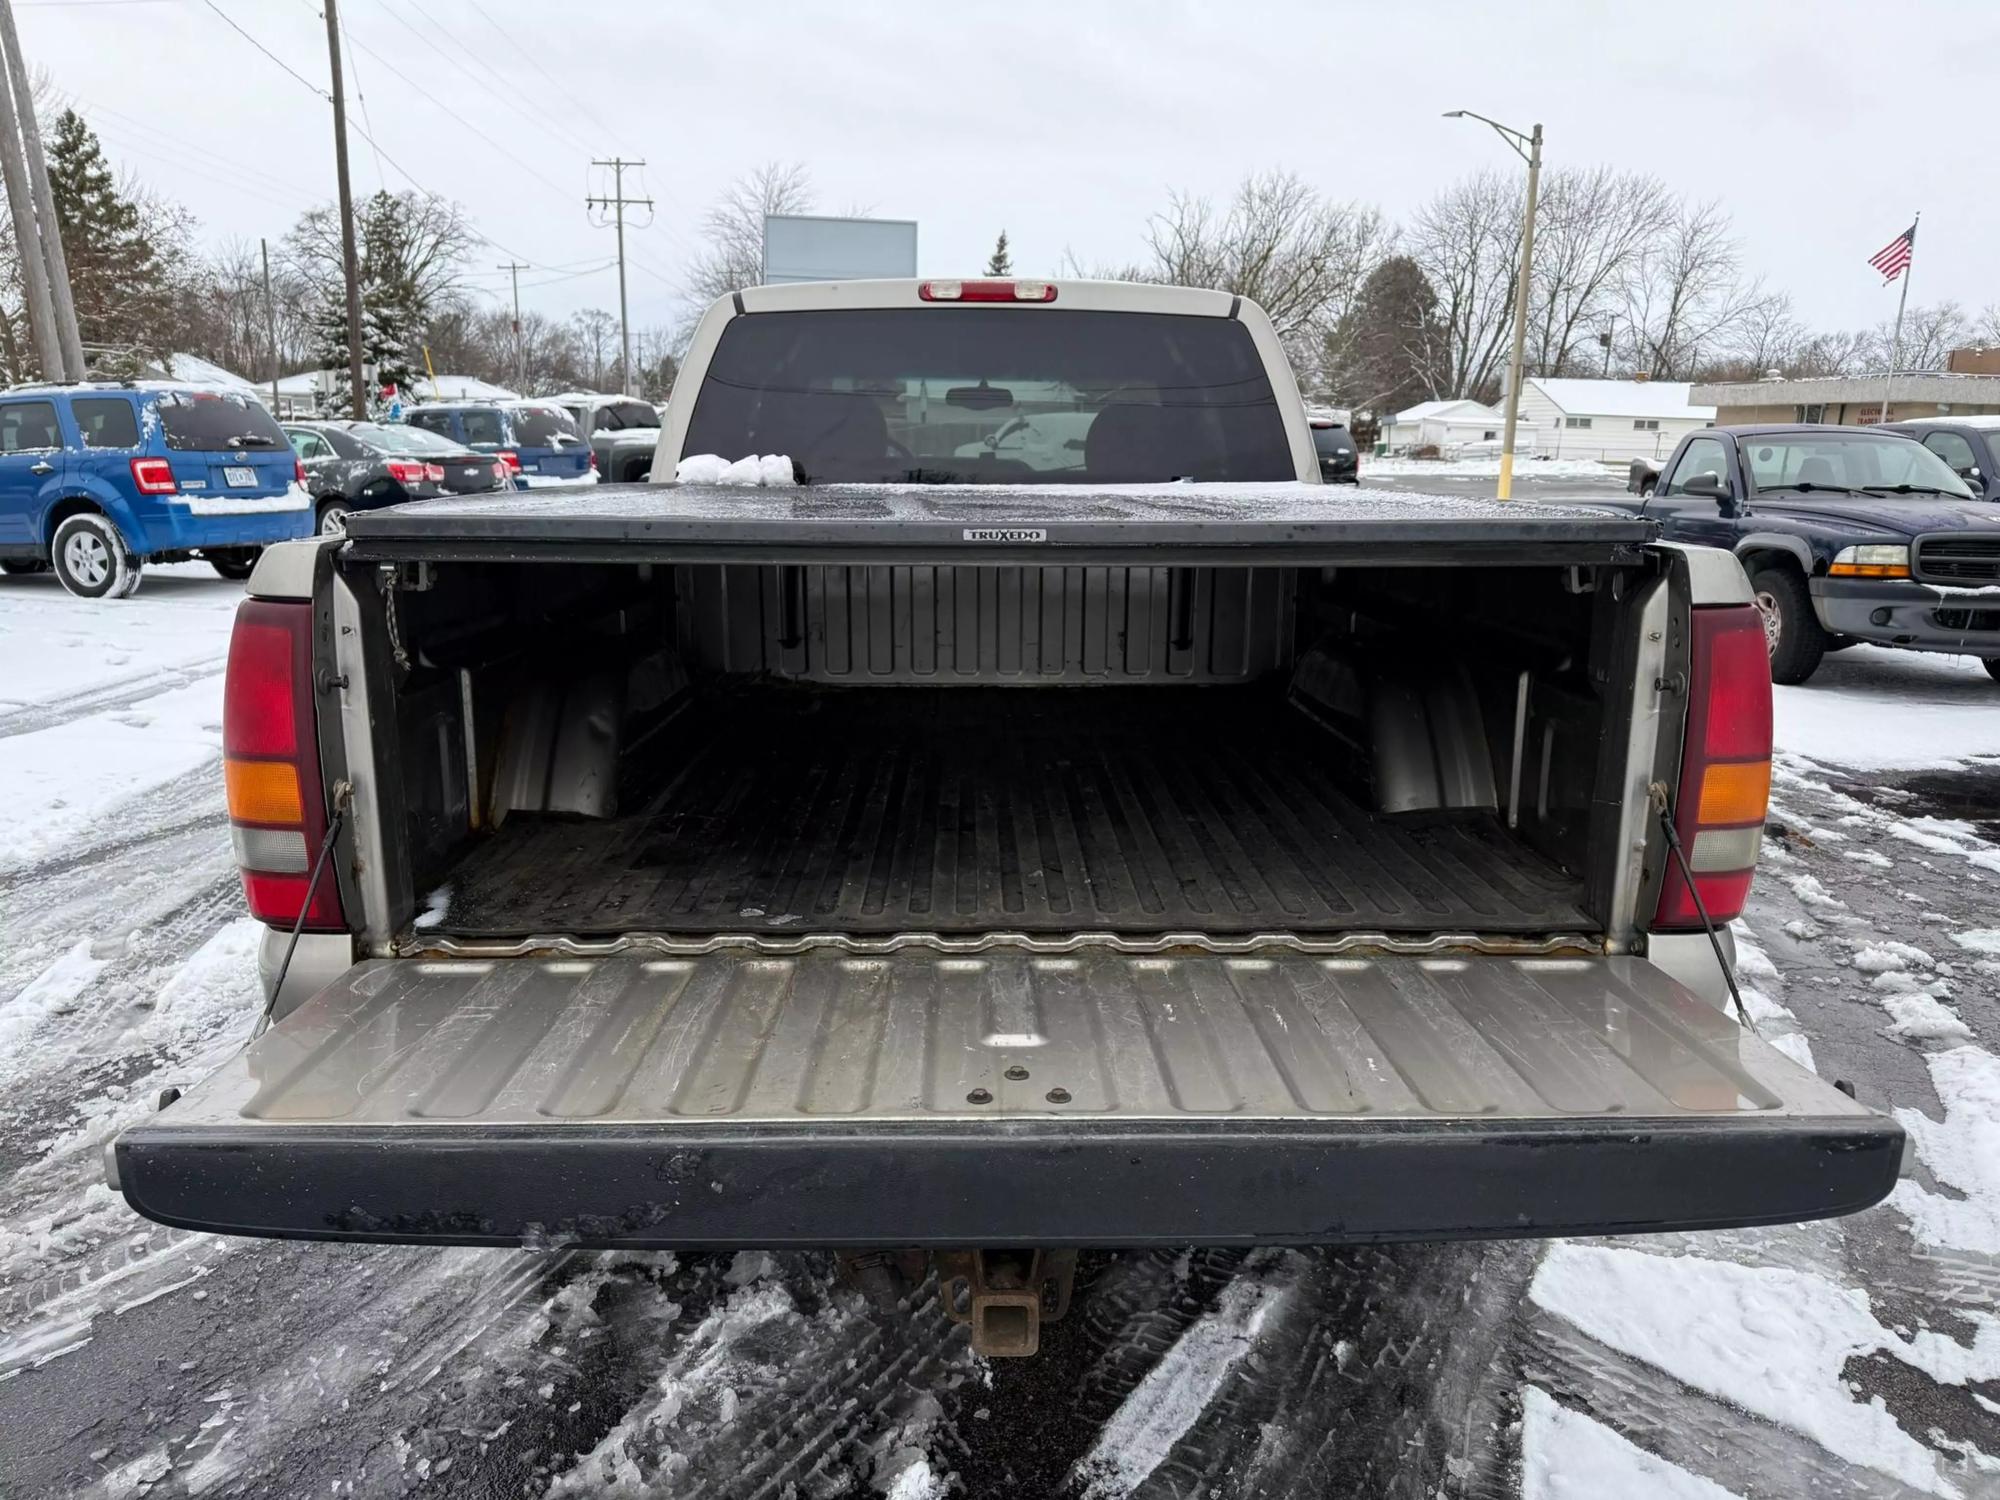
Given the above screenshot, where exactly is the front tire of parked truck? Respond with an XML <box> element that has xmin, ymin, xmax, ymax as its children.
<box><xmin>51</xmin><ymin>511</ymin><xmax>142</xmax><ymax>600</ymax></box>
<box><xmin>1749</xmin><ymin>564</ymin><xmax>1825</xmax><ymax>685</ymax></box>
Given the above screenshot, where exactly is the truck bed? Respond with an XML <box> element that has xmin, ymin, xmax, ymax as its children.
<box><xmin>338</xmin><ymin>480</ymin><xmax>1656</xmax><ymax>565</ymax></box>
<box><xmin>433</xmin><ymin>687</ymin><xmax>1592</xmax><ymax>939</ymax></box>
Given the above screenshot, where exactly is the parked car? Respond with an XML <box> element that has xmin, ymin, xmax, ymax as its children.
<box><xmin>114</xmin><ymin>281</ymin><xmax>1900</xmax><ymax>1360</ymax></box>
<box><xmin>548</xmin><ymin>391</ymin><xmax>662</xmax><ymax>484</ymax></box>
<box><xmin>1615</xmin><ymin>424</ymin><xmax>1998</xmax><ymax>683</ymax></box>
<box><xmin>1310</xmin><ymin>415</ymin><xmax>1360</xmax><ymax>482</ymax></box>
<box><xmin>285</xmin><ymin>420</ymin><xmax>511</xmax><ymax>535</ymax></box>
<box><xmin>402</xmin><ymin>400</ymin><xmax>596</xmax><ymax>488</ymax></box>
<box><xmin>0</xmin><ymin>383</ymin><xmax>309</xmax><ymax>597</ymax></box>
<box><xmin>1883</xmin><ymin>415</ymin><xmax>2000</xmax><ymax>502</ymax></box>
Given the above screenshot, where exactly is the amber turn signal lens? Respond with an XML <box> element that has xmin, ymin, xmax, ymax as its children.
<box><xmin>1697</xmin><ymin>759</ymin><xmax>1771</xmax><ymax>827</ymax></box>
<box><xmin>225</xmin><ymin>757</ymin><xmax>304</xmax><ymax>826</ymax></box>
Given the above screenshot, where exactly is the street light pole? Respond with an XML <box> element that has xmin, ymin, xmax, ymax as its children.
<box><xmin>1445</xmin><ymin>110</ymin><xmax>1542</xmax><ymax>501</ymax></box>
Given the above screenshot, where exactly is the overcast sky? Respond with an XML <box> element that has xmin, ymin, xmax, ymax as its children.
<box><xmin>19</xmin><ymin>0</ymin><xmax>1999</xmax><ymax>349</ymax></box>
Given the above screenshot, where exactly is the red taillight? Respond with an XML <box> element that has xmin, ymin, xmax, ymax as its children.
<box><xmin>294</xmin><ymin>456</ymin><xmax>307</xmax><ymax>486</ymax></box>
<box><xmin>1654</xmin><ymin>604</ymin><xmax>1771</xmax><ymax>930</ymax></box>
<box><xmin>587</xmin><ymin>450</ymin><xmax>598</xmax><ymax>471</ymax></box>
<box><xmin>131</xmin><ymin>457</ymin><xmax>176</xmax><ymax>495</ymax></box>
<box><xmin>919</xmin><ymin>279</ymin><xmax>1057</xmax><ymax>303</ymax></box>
<box><xmin>223</xmin><ymin>600</ymin><xmax>345</xmax><ymax>930</ymax></box>
<box><xmin>496</xmin><ymin>449</ymin><xmax>522</xmax><ymax>473</ymax></box>
<box><xmin>385</xmin><ymin>459</ymin><xmax>427</xmax><ymax>484</ymax></box>
<box><xmin>424</xmin><ymin>463</ymin><xmax>445</xmax><ymax>482</ymax></box>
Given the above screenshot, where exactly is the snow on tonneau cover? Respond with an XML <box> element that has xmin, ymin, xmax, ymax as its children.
<box><xmin>112</xmin><ymin>282</ymin><xmax>1903</xmax><ymax>1354</ymax></box>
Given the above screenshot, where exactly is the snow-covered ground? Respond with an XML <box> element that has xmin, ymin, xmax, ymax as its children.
<box><xmin>1</xmin><ymin>566</ymin><xmax>1996</xmax><ymax>1497</ymax></box>
<box><xmin>1360</xmin><ymin>455</ymin><xmax>1620</xmax><ymax>478</ymax></box>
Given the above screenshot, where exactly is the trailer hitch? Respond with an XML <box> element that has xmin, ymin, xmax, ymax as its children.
<box><xmin>933</xmin><ymin>1249</ymin><xmax>1077</xmax><ymax>1358</ymax></box>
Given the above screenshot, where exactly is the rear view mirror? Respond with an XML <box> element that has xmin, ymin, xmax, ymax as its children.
<box><xmin>946</xmin><ymin>381</ymin><xmax>1014</xmax><ymax>411</ymax></box>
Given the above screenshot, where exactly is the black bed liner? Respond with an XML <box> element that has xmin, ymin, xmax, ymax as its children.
<box><xmin>436</xmin><ymin>687</ymin><xmax>1592</xmax><ymax>938</ymax></box>
<box><xmin>339</xmin><ymin>480</ymin><xmax>1656</xmax><ymax>566</ymax></box>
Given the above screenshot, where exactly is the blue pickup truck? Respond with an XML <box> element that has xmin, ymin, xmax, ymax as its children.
<box><xmin>1620</xmin><ymin>424</ymin><xmax>1999</xmax><ymax>684</ymax></box>
<box><xmin>0</xmin><ymin>384</ymin><xmax>312</xmax><ymax>598</ymax></box>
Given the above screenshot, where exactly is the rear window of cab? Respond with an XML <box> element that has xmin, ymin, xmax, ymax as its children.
<box><xmin>154</xmin><ymin>391</ymin><xmax>289</xmax><ymax>453</ymax></box>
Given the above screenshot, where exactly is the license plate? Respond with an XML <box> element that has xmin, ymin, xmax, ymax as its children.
<box><xmin>223</xmin><ymin>466</ymin><xmax>257</xmax><ymax>488</ymax></box>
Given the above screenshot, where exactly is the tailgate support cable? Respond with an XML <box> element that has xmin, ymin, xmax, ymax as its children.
<box><xmin>260</xmin><ymin>781</ymin><xmax>352</xmax><ymax>1028</ymax></box>
<box><xmin>1650</xmin><ymin>784</ymin><xmax>1755</xmax><ymax>1032</ymax></box>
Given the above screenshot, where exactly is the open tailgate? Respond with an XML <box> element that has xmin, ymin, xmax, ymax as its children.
<box><xmin>115</xmin><ymin>950</ymin><xmax>1900</xmax><ymax>1248</ymax></box>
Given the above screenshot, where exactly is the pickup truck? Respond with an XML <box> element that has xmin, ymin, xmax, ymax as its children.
<box><xmin>549</xmin><ymin>391</ymin><xmax>663</xmax><ymax>484</ymax></box>
<box><xmin>109</xmin><ymin>280</ymin><xmax>1901</xmax><ymax>1357</ymax></box>
<box><xmin>1625</xmin><ymin>424</ymin><xmax>2000</xmax><ymax>684</ymax></box>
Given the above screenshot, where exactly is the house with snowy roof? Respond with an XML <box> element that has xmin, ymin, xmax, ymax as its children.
<box><xmin>1515</xmin><ymin>378</ymin><xmax>1715</xmax><ymax>463</ymax></box>
<box><xmin>1382</xmin><ymin>398</ymin><xmax>1511</xmax><ymax>454</ymax></box>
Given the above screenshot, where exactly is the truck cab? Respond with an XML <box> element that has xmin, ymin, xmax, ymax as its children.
<box><xmin>1640</xmin><ymin>424</ymin><xmax>2000</xmax><ymax>683</ymax></box>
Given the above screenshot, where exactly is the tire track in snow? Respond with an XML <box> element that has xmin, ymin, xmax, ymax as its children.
<box><xmin>0</xmin><ymin>660</ymin><xmax>225</xmax><ymax>741</ymax></box>
<box><xmin>1520</xmin><ymin>1309</ymin><xmax>1938</xmax><ymax>1500</ymax></box>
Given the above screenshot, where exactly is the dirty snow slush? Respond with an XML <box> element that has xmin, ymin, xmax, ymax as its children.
<box><xmin>1</xmin><ymin>576</ymin><xmax>1996</xmax><ymax>1497</ymax></box>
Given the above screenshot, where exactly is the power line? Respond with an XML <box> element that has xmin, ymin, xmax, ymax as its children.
<box><xmin>339</xmin><ymin>24</ymin><xmax>578</xmax><ymax>204</ymax></box>
<box><xmin>479</xmin><ymin>8</ymin><xmax>621</xmax><ymax>147</ymax></box>
<box><xmin>200</xmin><ymin>0</ymin><xmax>328</xmax><ymax>100</ymax></box>
<box><xmin>394</xmin><ymin>0</ymin><xmax>597</xmax><ymax>162</ymax></box>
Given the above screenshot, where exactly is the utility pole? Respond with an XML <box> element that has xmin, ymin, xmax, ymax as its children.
<box><xmin>1444</xmin><ymin>110</ymin><xmax>1541</xmax><ymax>501</ymax></box>
<box><xmin>587</xmin><ymin>158</ymin><xmax>652</xmax><ymax>397</ymax></box>
<box><xmin>0</xmin><ymin>14</ymin><xmax>58</xmax><ymax>380</ymax></box>
<box><xmin>0</xmin><ymin>0</ymin><xmax>81</xmax><ymax>379</ymax></box>
<box><xmin>323</xmin><ymin>0</ymin><xmax>367</xmax><ymax>418</ymax></box>
<box><xmin>497</xmin><ymin>260</ymin><xmax>529</xmax><ymax>390</ymax></box>
<box><xmin>261</xmin><ymin>238</ymin><xmax>281</xmax><ymax>413</ymax></box>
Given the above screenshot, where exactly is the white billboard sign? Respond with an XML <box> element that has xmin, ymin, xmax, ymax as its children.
<box><xmin>762</xmin><ymin>214</ymin><xmax>918</xmax><ymax>285</ymax></box>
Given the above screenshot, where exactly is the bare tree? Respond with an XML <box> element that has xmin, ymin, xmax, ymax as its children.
<box><xmin>1867</xmin><ymin>300</ymin><xmax>1968</xmax><ymax>373</ymax></box>
<box><xmin>1525</xmin><ymin>167</ymin><xmax>1675</xmax><ymax>375</ymax></box>
<box><xmin>570</xmin><ymin>307</ymin><xmax>617</xmax><ymax>390</ymax></box>
<box><xmin>1406</xmin><ymin>169</ymin><xmax>1521</xmax><ymax>399</ymax></box>
<box><xmin>1619</xmin><ymin>199</ymin><xmax>1777</xmax><ymax>379</ymax></box>
<box><xmin>1976</xmin><ymin>303</ymin><xmax>2000</xmax><ymax>346</ymax></box>
<box><xmin>683</xmin><ymin>161</ymin><xmax>814</xmax><ymax>308</ymax></box>
<box><xmin>1140</xmin><ymin>171</ymin><xmax>1383</xmax><ymax>374</ymax></box>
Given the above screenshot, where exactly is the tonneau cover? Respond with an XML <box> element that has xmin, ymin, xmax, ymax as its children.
<box><xmin>117</xmin><ymin>949</ymin><xmax>1900</xmax><ymax>1248</ymax></box>
<box><xmin>338</xmin><ymin>480</ymin><xmax>1656</xmax><ymax>565</ymax></box>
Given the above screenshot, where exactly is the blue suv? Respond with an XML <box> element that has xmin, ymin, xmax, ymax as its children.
<box><xmin>0</xmin><ymin>384</ymin><xmax>311</xmax><ymax>598</ymax></box>
<box><xmin>403</xmin><ymin>401</ymin><xmax>595</xmax><ymax>488</ymax></box>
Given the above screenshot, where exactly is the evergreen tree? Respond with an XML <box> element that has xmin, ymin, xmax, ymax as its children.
<box><xmin>984</xmin><ymin>230</ymin><xmax>1012</xmax><ymax>277</ymax></box>
<box><xmin>47</xmin><ymin>109</ymin><xmax>171</xmax><ymax>358</ymax></box>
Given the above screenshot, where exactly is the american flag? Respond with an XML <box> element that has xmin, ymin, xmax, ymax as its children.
<box><xmin>1868</xmin><ymin>223</ymin><xmax>1916</xmax><ymax>282</ymax></box>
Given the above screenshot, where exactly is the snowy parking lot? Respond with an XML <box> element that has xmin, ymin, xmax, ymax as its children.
<box><xmin>1</xmin><ymin>568</ymin><xmax>1996</xmax><ymax>1498</ymax></box>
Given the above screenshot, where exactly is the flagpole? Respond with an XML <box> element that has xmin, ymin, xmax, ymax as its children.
<box><xmin>1880</xmin><ymin>211</ymin><xmax>1919</xmax><ymax>424</ymax></box>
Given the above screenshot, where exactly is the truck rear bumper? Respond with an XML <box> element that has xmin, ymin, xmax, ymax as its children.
<box><xmin>117</xmin><ymin>1112</ymin><xmax>1900</xmax><ymax>1249</ymax></box>
<box><xmin>114</xmin><ymin>949</ymin><xmax>1902</xmax><ymax>1248</ymax></box>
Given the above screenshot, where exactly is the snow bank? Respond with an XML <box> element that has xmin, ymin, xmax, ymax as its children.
<box><xmin>1531</xmin><ymin>1243</ymin><xmax>2000</xmax><ymax>1496</ymax></box>
<box><xmin>1519</xmin><ymin>1386</ymin><xmax>1743</xmax><ymax>1500</ymax></box>
<box><xmin>1772</xmin><ymin>647</ymin><xmax>1999</xmax><ymax>772</ymax></box>
<box><xmin>0</xmin><ymin>564</ymin><xmax>236</xmax><ymax>711</ymax></box>
<box><xmin>1893</xmin><ymin>1045</ymin><xmax>2000</xmax><ymax>1253</ymax></box>
<box><xmin>674</xmin><ymin>453</ymin><xmax>796</xmax><ymax>486</ymax></box>
<box><xmin>0</xmin><ymin>673</ymin><xmax>224</xmax><ymax>872</ymax></box>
